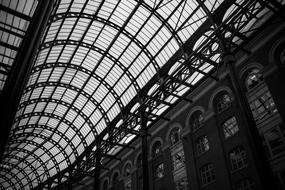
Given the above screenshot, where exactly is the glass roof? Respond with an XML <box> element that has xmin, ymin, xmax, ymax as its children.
<box><xmin>0</xmin><ymin>0</ymin><xmax>282</xmax><ymax>189</ymax></box>
<box><xmin>0</xmin><ymin>0</ymin><xmax>38</xmax><ymax>93</ymax></box>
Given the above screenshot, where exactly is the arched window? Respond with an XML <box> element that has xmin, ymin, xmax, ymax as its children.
<box><xmin>244</xmin><ymin>68</ymin><xmax>278</xmax><ymax>124</ymax></box>
<box><xmin>214</xmin><ymin>91</ymin><xmax>232</xmax><ymax>113</ymax></box>
<box><xmin>196</xmin><ymin>135</ymin><xmax>210</xmax><ymax>155</ymax></box>
<box><xmin>169</xmin><ymin>127</ymin><xmax>180</xmax><ymax>146</ymax></box>
<box><xmin>245</xmin><ymin>68</ymin><xmax>263</xmax><ymax>90</ymax></box>
<box><xmin>190</xmin><ymin>110</ymin><xmax>204</xmax><ymax>131</ymax></box>
<box><xmin>152</xmin><ymin>141</ymin><xmax>162</xmax><ymax>157</ymax></box>
<box><xmin>102</xmin><ymin>180</ymin><xmax>108</xmax><ymax>190</ymax></box>
<box><xmin>124</xmin><ymin>163</ymin><xmax>132</xmax><ymax>177</ymax></box>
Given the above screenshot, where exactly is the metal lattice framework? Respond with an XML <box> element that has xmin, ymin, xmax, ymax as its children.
<box><xmin>0</xmin><ymin>0</ymin><xmax>284</xmax><ymax>189</ymax></box>
<box><xmin>0</xmin><ymin>0</ymin><xmax>38</xmax><ymax>93</ymax></box>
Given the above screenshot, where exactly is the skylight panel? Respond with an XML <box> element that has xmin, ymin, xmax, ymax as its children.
<box><xmin>60</xmin><ymin>68</ymin><xmax>77</xmax><ymax>84</ymax></box>
<box><xmin>72</xmin><ymin>135</ymin><xmax>81</xmax><ymax>148</ymax></box>
<box><xmin>27</xmin><ymin>116</ymin><xmax>40</xmax><ymax>125</ymax></box>
<box><xmin>70</xmin><ymin>18</ymin><xmax>90</xmax><ymax>41</ymax></box>
<box><xmin>92</xmin><ymin>83</ymin><xmax>110</xmax><ymax>102</ymax></box>
<box><xmin>84</xmin><ymin>0</ymin><xmax>101</xmax><ymax>14</ymax></box>
<box><xmin>70</xmin><ymin>1</ymin><xmax>85</xmax><ymax>12</ymax></box>
<box><xmin>104</xmin><ymin>64</ymin><xmax>124</xmax><ymax>86</ymax></box>
<box><xmin>109</xmin><ymin>34</ymin><xmax>131</xmax><ymax>59</ymax></box>
<box><xmin>100</xmin><ymin>93</ymin><xmax>116</xmax><ymax>111</ymax></box>
<box><xmin>85</xmin><ymin>132</ymin><xmax>95</xmax><ymax>146</ymax></box>
<box><xmin>57</xmin><ymin>123</ymin><xmax>68</xmax><ymax>134</ymax></box>
<box><xmin>83</xmin><ymin>50</ymin><xmax>101</xmax><ymax>70</ymax></box>
<box><xmin>73</xmin><ymin>116</ymin><xmax>86</xmax><ymax>129</ymax></box>
<box><xmin>34</xmin><ymin>102</ymin><xmax>47</xmax><ymax>113</ymax></box>
<box><xmin>37</xmin><ymin>117</ymin><xmax>49</xmax><ymax>125</ymax></box>
<box><xmin>111</xmin><ymin>1</ymin><xmax>136</xmax><ymax>26</ymax></box>
<box><xmin>113</xmin><ymin>74</ymin><xmax>132</xmax><ymax>96</ymax></box>
<box><xmin>70</xmin><ymin>70</ymin><xmax>88</xmax><ymax>89</ymax></box>
<box><xmin>52</xmin><ymin>87</ymin><xmax>66</xmax><ymax>99</ymax></box>
<box><xmin>59</xmin><ymin>45</ymin><xmax>77</xmax><ymax>62</ymax></box>
<box><xmin>49</xmin><ymin>67</ymin><xmax>64</xmax><ymax>82</ymax></box>
<box><xmin>28</xmin><ymin>71</ymin><xmax>39</xmax><ymax>85</ymax></box>
<box><xmin>71</xmin><ymin>46</ymin><xmax>88</xmax><ymax>65</ymax></box>
<box><xmin>95</xmin><ymin>119</ymin><xmax>107</xmax><ymax>134</ymax></box>
<box><xmin>84</xmin><ymin>21</ymin><xmax>103</xmax><ymax>43</ymax></box>
<box><xmin>65</xmin><ymin>127</ymin><xmax>76</xmax><ymax>140</ymax></box>
<box><xmin>97</xmin><ymin>0</ymin><xmax>117</xmax><ymax>19</ymax></box>
<box><xmin>65</xmin><ymin>109</ymin><xmax>78</xmax><ymax>123</ymax></box>
<box><xmin>46</xmin><ymin>46</ymin><xmax>64</xmax><ymax>63</ymax></box>
<box><xmin>77</xmin><ymin>143</ymin><xmax>85</xmax><ymax>155</ymax></box>
<box><xmin>23</xmin><ymin>104</ymin><xmax>35</xmax><ymax>115</ymax></box>
<box><xmin>56</xmin><ymin>0</ymin><xmax>72</xmax><ymax>14</ymax></box>
<box><xmin>96</xmin><ymin>57</ymin><xmax>113</xmax><ymax>79</ymax></box>
<box><xmin>107</xmin><ymin>104</ymin><xmax>120</xmax><ymax>120</ymax></box>
<box><xmin>45</xmin><ymin>21</ymin><xmax>61</xmax><ymax>42</ymax></box>
<box><xmin>95</xmin><ymin>27</ymin><xmax>117</xmax><ymax>50</ymax></box>
<box><xmin>73</xmin><ymin>95</ymin><xmax>87</xmax><ymax>111</ymax></box>
<box><xmin>53</xmin><ymin>104</ymin><xmax>68</xmax><ymax>118</ymax></box>
<box><xmin>35</xmin><ymin>49</ymin><xmax>49</xmax><ymax>65</ymax></box>
<box><xmin>61</xmin><ymin>89</ymin><xmax>77</xmax><ymax>104</ymax></box>
<box><xmin>126</xmin><ymin>6</ymin><xmax>150</xmax><ymax>36</ymax></box>
<box><xmin>83</xmin><ymin>77</ymin><xmax>99</xmax><ymax>95</ymax></box>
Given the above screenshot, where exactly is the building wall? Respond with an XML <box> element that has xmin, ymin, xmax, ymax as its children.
<box><xmin>74</xmin><ymin>18</ymin><xmax>285</xmax><ymax>190</ymax></box>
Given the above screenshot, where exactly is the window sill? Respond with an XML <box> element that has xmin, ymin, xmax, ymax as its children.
<box><xmin>230</xmin><ymin>165</ymin><xmax>248</xmax><ymax>174</ymax></box>
<box><xmin>224</xmin><ymin>131</ymin><xmax>239</xmax><ymax>141</ymax></box>
<box><xmin>200</xmin><ymin>180</ymin><xmax>216</xmax><ymax>188</ymax></box>
<box><xmin>196</xmin><ymin>149</ymin><xmax>210</xmax><ymax>157</ymax></box>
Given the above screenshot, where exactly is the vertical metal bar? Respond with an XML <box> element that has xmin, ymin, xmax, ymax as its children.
<box><xmin>94</xmin><ymin>150</ymin><xmax>102</xmax><ymax>190</ymax></box>
<box><xmin>140</xmin><ymin>106</ymin><xmax>149</xmax><ymax>190</ymax></box>
<box><xmin>224</xmin><ymin>53</ymin><xmax>282</xmax><ymax>190</ymax></box>
<box><xmin>0</xmin><ymin>0</ymin><xmax>55</xmax><ymax>160</ymax></box>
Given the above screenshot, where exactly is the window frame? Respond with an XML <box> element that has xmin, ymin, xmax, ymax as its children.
<box><xmin>169</xmin><ymin>127</ymin><xmax>180</xmax><ymax>146</ymax></box>
<box><xmin>196</xmin><ymin>135</ymin><xmax>210</xmax><ymax>156</ymax></box>
<box><xmin>190</xmin><ymin>111</ymin><xmax>204</xmax><ymax>132</ymax></box>
<box><xmin>236</xmin><ymin>178</ymin><xmax>254</xmax><ymax>190</ymax></box>
<box><xmin>229</xmin><ymin>146</ymin><xmax>248</xmax><ymax>172</ymax></box>
<box><xmin>223</xmin><ymin>116</ymin><xmax>239</xmax><ymax>139</ymax></box>
<box><xmin>199</xmin><ymin>163</ymin><xmax>215</xmax><ymax>186</ymax></box>
<box><xmin>215</xmin><ymin>92</ymin><xmax>232</xmax><ymax>114</ymax></box>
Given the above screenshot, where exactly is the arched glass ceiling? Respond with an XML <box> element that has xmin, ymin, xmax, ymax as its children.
<box><xmin>0</xmin><ymin>0</ymin><xmax>38</xmax><ymax>93</ymax></box>
<box><xmin>0</xmin><ymin>0</ymin><xmax>283</xmax><ymax>189</ymax></box>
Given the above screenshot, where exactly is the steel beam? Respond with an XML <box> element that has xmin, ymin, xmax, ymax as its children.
<box><xmin>0</xmin><ymin>0</ymin><xmax>55</xmax><ymax>161</ymax></box>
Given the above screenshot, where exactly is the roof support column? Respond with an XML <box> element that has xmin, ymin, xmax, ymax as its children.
<box><xmin>224</xmin><ymin>53</ymin><xmax>282</xmax><ymax>190</ymax></box>
<box><xmin>94</xmin><ymin>149</ymin><xmax>102</xmax><ymax>190</ymax></box>
<box><xmin>0</xmin><ymin>0</ymin><xmax>55</xmax><ymax>160</ymax></box>
<box><xmin>140</xmin><ymin>105</ymin><xmax>149</xmax><ymax>190</ymax></box>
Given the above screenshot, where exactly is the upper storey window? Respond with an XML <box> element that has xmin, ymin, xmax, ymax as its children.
<box><xmin>223</xmin><ymin>116</ymin><xmax>239</xmax><ymax>139</ymax></box>
<box><xmin>190</xmin><ymin>110</ymin><xmax>204</xmax><ymax>131</ymax></box>
<box><xmin>152</xmin><ymin>141</ymin><xmax>162</xmax><ymax>158</ymax></box>
<box><xmin>169</xmin><ymin>127</ymin><xmax>180</xmax><ymax>146</ymax></box>
<box><xmin>245</xmin><ymin>68</ymin><xmax>263</xmax><ymax>90</ymax></box>
<box><xmin>215</xmin><ymin>92</ymin><xmax>232</xmax><ymax>113</ymax></box>
<box><xmin>196</xmin><ymin>135</ymin><xmax>210</xmax><ymax>155</ymax></box>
